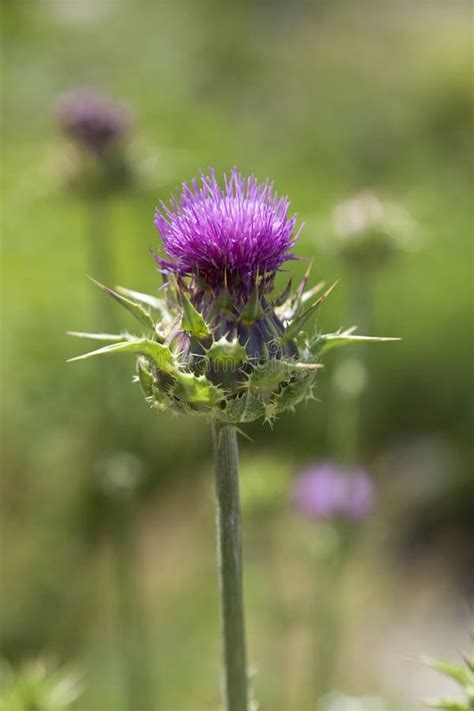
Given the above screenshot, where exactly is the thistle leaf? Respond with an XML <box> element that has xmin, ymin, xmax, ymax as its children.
<box><xmin>115</xmin><ymin>286</ymin><xmax>170</xmax><ymax>318</ymax></box>
<box><xmin>241</xmin><ymin>287</ymin><xmax>265</xmax><ymax>323</ymax></box>
<box><xmin>307</xmin><ymin>279</ymin><xmax>338</xmax><ymax>311</ymax></box>
<box><xmin>224</xmin><ymin>391</ymin><xmax>266</xmax><ymax>423</ymax></box>
<box><xmin>280</xmin><ymin>304</ymin><xmax>318</xmax><ymax>344</ymax></box>
<box><xmin>294</xmin><ymin>259</ymin><xmax>314</xmax><ymax>306</ymax></box>
<box><xmin>174</xmin><ymin>372</ymin><xmax>224</xmax><ymax>407</ymax></box>
<box><xmin>68</xmin><ymin>338</ymin><xmax>174</xmax><ymax>373</ymax></box>
<box><xmin>67</xmin><ymin>331</ymin><xmax>130</xmax><ymax>342</ymax></box>
<box><xmin>245</xmin><ymin>360</ymin><xmax>292</xmax><ymax>392</ymax></box>
<box><xmin>87</xmin><ymin>276</ymin><xmax>155</xmax><ymax>329</ymax></box>
<box><xmin>276</xmin><ymin>263</ymin><xmax>316</xmax><ymax>319</ymax></box>
<box><xmin>243</xmin><ymin>359</ymin><xmax>319</xmax><ymax>393</ymax></box>
<box><xmin>178</xmin><ymin>289</ymin><xmax>210</xmax><ymax>338</ymax></box>
<box><xmin>280</xmin><ymin>282</ymin><xmax>338</xmax><ymax>345</ymax></box>
<box><xmin>274</xmin><ymin>370</ymin><xmax>317</xmax><ymax>411</ymax></box>
<box><xmin>282</xmin><ymin>360</ymin><xmax>323</xmax><ymax>372</ymax></box>
<box><xmin>426</xmin><ymin>699</ymin><xmax>468</xmax><ymax>711</ymax></box>
<box><xmin>301</xmin><ymin>280</ymin><xmax>326</xmax><ymax>304</ymax></box>
<box><xmin>136</xmin><ymin>357</ymin><xmax>154</xmax><ymax>398</ymax></box>
<box><xmin>312</xmin><ymin>328</ymin><xmax>401</xmax><ymax>355</ymax></box>
<box><xmin>461</xmin><ymin>655</ymin><xmax>474</xmax><ymax>675</ymax></box>
<box><xmin>272</xmin><ymin>278</ymin><xmax>293</xmax><ymax>307</ymax></box>
<box><xmin>421</xmin><ymin>657</ymin><xmax>472</xmax><ymax>687</ymax></box>
<box><xmin>206</xmin><ymin>337</ymin><xmax>247</xmax><ymax>366</ymax></box>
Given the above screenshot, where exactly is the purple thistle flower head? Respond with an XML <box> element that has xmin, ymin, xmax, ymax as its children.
<box><xmin>292</xmin><ymin>461</ymin><xmax>375</xmax><ymax>522</ymax></box>
<box><xmin>154</xmin><ymin>168</ymin><xmax>301</xmax><ymax>295</ymax></box>
<box><xmin>56</xmin><ymin>88</ymin><xmax>132</xmax><ymax>154</ymax></box>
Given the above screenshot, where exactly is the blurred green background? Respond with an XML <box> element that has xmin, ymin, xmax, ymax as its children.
<box><xmin>1</xmin><ymin>1</ymin><xmax>472</xmax><ymax>709</ymax></box>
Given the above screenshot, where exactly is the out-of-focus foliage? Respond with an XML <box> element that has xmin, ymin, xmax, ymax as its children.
<box><xmin>1</xmin><ymin>1</ymin><xmax>472</xmax><ymax>709</ymax></box>
<box><xmin>317</xmin><ymin>691</ymin><xmax>393</xmax><ymax>711</ymax></box>
<box><xmin>0</xmin><ymin>659</ymin><xmax>82</xmax><ymax>711</ymax></box>
<box><xmin>422</xmin><ymin>654</ymin><xmax>474</xmax><ymax>711</ymax></box>
<box><xmin>330</xmin><ymin>191</ymin><xmax>418</xmax><ymax>268</ymax></box>
<box><xmin>240</xmin><ymin>453</ymin><xmax>292</xmax><ymax>518</ymax></box>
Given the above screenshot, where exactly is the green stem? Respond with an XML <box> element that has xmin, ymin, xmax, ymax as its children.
<box><xmin>114</xmin><ymin>503</ymin><xmax>153</xmax><ymax>711</ymax></box>
<box><xmin>212</xmin><ymin>422</ymin><xmax>248</xmax><ymax>711</ymax></box>
<box><xmin>312</xmin><ymin>538</ymin><xmax>350</xmax><ymax>700</ymax></box>
<box><xmin>313</xmin><ymin>572</ymin><xmax>341</xmax><ymax>699</ymax></box>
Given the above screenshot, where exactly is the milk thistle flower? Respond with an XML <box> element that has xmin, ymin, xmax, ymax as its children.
<box><xmin>153</xmin><ymin>168</ymin><xmax>298</xmax><ymax>293</ymax></box>
<box><xmin>56</xmin><ymin>88</ymin><xmax>134</xmax><ymax>197</ymax></box>
<box><xmin>292</xmin><ymin>461</ymin><xmax>375</xmax><ymax>522</ymax></box>
<box><xmin>292</xmin><ymin>462</ymin><xmax>375</xmax><ymax>700</ymax></box>
<box><xmin>57</xmin><ymin>87</ymin><xmax>132</xmax><ymax>154</ymax></box>
<box><xmin>70</xmin><ymin>169</ymin><xmax>393</xmax><ymax>423</ymax></box>
<box><xmin>69</xmin><ymin>168</ymin><xmax>396</xmax><ymax>710</ymax></box>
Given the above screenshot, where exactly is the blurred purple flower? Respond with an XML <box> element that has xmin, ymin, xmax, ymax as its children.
<box><xmin>153</xmin><ymin>167</ymin><xmax>301</xmax><ymax>295</ymax></box>
<box><xmin>292</xmin><ymin>461</ymin><xmax>375</xmax><ymax>522</ymax></box>
<box><xmin>56</xmin><ymin>88</ymin><xmax>132</xmax><ymax>154</ymax></box>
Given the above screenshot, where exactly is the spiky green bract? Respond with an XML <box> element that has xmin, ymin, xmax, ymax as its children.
<box><xmin>69</xmin><ymin>270</ymin><xmax>398</xmax><ymax>424</ymax></box>
<box><xmin>421</xmin><ymin>654</ymin><xmax>474</xmax><ymax>711</ymax></box>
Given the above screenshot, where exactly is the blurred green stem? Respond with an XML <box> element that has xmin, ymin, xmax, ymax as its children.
<box><xmin>314</xmin><ymin>569</ymin><xmax>341</xmax><ymax>699</ymax></box>
<box><xmin>87</xmin><ymin>198</ymin><xmax>117</xmax><ymax>330</ymax></box>
<box><xmin>348</xmin><ymin>265</ymin><xmax>374</xmax><ymax>338</ymax></box>
<box><xmin>212</xmin><ymin>423</ymin><xmax>248</xmax><ymax>711</ymax></box>
<box><xmin>313</xmin><ymin>530</ymin><xmax>353</xmax><ymax>701</ymax></box>
<box><xmin>329</xmin><ymin>267</ymin><xmax>374</xmax><ymax>462</ymax></box>
<box><xmin>114</xmin><ymin>502</ymin><xmax>153</xmax><ymax>711</ymax></box>
<box><xmin>86</xmin><ymin>196</ymin><xmax>153</xmax><ymax>710</ymax></box>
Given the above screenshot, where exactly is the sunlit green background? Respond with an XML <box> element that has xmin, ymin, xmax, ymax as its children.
<box><xmin>1</xmin><ymin>1</ymin><xmax>472</xmax><ymax>710</ymax></box>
